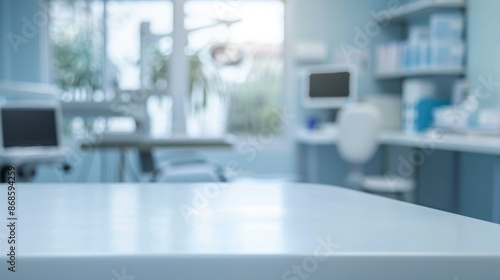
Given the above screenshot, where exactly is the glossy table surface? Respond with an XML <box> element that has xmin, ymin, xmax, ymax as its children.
<box><xmin>1</xmin><ymin>183</ymin><xmax>500</xmax><ymax>279</ymax></box>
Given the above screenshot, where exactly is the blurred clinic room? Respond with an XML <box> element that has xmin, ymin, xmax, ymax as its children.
<box><xmin>2</xmin><ymin>0</ymin><xmax>500</xmax><ymax>278</ymax></box>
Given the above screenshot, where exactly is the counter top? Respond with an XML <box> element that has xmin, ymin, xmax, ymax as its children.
<box><xmin>297</xmin><ymin>127</ymin><xmax>500</xmax><ymax>155</ymax></box>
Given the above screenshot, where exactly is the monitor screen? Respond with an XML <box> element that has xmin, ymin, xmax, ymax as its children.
<box><xmin>1</xmin><ymin>108</ymin><xmax>58</xmax><ymax>148</ymax></box>
<box><xmin>309</xmin><ymin>72</ymin><xmax>350</xmax><ymax>98</ymax></box>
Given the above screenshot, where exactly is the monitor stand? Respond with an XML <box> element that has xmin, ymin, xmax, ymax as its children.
<box><xmin>327</xmin><ymin>109</ymin><xmax>340</xmax><ymax>123</ymax></box>
<box><xmin>315</xmin><ymin>109</ymin><xmax>340</xmax><ymax>136</ymax></box>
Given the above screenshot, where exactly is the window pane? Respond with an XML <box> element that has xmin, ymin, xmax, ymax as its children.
<box><xmin>107</xmin><ymin>1</ymin><xmax>173</xmax><ymax>90</ymax></box>
<box><xmin>49</xmin><ymin>1</ymin><xmax>175</xmax><ymax>137</ymax></box>
<box><xmin>49</xmin><ymin>0</ymin><xmax>104</xmax><ymax>96</ymax></box>
<box><xmin>106</xmin><ymin>1</ymin><xmax>174</xmax><ymax>136</ymax></box>
<box><xmin>185</xmin><ymin>1</ymin><xmax>284</xmax><ymax>137</ymax></box>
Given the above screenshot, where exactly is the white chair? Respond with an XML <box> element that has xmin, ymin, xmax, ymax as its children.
<box><xmin>337</xmin><ymin>103</ymin><xmax>415</xmax><ymax>202</ymax></box>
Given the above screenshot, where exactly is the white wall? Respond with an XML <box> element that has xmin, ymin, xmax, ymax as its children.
<box><xmin>1</xmin><ymin>0</ymin><xmax>10</xmax><ymax>80</ymax></box>
<box><xmin>2</xmin><ymin>0</ymin><xmax>43</xmax><ymax>82</ymax></box>
<box><xmin>467</xmin><ymin>0</ymin><xmax>500</xmax><ymax>111</ymax></box>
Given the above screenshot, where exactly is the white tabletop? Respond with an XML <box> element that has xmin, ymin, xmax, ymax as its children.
<box><xmin>1</xmin><ymin>183</ymin><xmax>500</xmax><ymax>279</ymax></box>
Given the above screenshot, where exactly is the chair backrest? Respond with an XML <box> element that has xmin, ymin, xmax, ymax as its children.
<box><xmin>337</xmin><ymin>103</ymin><xmax>381</xmax><ymax>165</ymax></box>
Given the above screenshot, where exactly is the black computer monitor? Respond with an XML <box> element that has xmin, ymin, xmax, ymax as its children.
<box><xmin>303</xmin><ymin>65</ymin><xmax>357</xmax><ymax>108</ymax></box>
<box><xmin>0</xmin><ymin>102</ymin><xmax>62</xmax><ymax>150</ymax></box>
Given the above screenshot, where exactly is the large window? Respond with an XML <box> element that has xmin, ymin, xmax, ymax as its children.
<box><xmin>48</xmin><ymin>0</ymin><xmax>284</xmax><ymax>137</ymax></box>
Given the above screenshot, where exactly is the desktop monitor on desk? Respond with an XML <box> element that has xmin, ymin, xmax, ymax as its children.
<box><xmin>302</xmin><ymin>65</ymin><xmax>357</xmax><ymax>109</ymax></box>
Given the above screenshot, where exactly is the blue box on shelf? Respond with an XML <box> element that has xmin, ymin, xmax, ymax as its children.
<box><xmin>415</xmin><ymin>98</ymin><xmax>450</xmax><ymax>132</ymax></box>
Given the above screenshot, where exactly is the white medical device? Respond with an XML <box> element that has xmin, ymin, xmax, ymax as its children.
<box><xmin>0</xmin><ymin>101</ymin><xmax>65</xmax><ymax>163</ymax></box>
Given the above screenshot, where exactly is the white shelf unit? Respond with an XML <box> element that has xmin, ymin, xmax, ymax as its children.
<box><xmin>373</xmin><ymin>0</ymin><xmax>467</xmax><ymax>81</ymax></box>
<box><xmin>371</xmin><ymin>0</ymin><xmax>468</xmax><ymax>137</ymax></box>
<box><xmin>296</xmin><ymin>128</ymin><xmax>500</xmax><ymax>156</ymax></box>
<box><xmin>379</xmin><ymin>0</ymin><xmax>467</xmax><ymax>23</ymax></box>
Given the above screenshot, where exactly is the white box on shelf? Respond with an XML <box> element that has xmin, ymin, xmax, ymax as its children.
<box><xmin>478</xmin><ymin>109</ymin><xmax>500</xmax><ymax>129</ymax></box>
<box><xmin>430</xmin><ymin>12</ymin><xmax>464</xmax><ymax>41</ymax></box>
<box><xmin>406</xmin><ymin>42</ymin><xmax>418</xmax><ymax>69</ymax></box>
<box><xmin>417</xmin><ymin>40</ymin><xmax>430</xmax><ymax>69</ymax></box>
<box><xmin>430</xmin><ymin>41</ymin><xmax>465</xmax><ymax>67</ymax></box>
<box><xmin>408</xmin><ymin>26</ymin><xmax>430</xmax><ymax>43</ymax></box>
<box><xmin>375</xmin><ymin>45</ymin><xmax>387</xmax><ymax>74</ymax></box>
<box><xmin>377</xmin><ymin>42</ymin><xmax>405</xmax><ymax>74</ymax></box>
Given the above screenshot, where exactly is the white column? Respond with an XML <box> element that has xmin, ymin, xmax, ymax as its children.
<box><xmin>170</xmin><ymin>0</ymin><xmax>188</xmax><ymax>135</ymax></box>
<box><xmin>102</xmin><ymin>0</ymin><xmax>109</xmax><ymax>93</ymax></box>
<box><xmin>284</xmin><ymin>0</ymin><xmax>294</xmax><ymax>143</ymax></box>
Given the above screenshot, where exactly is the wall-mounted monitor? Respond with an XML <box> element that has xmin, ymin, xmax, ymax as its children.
<box><xmin>302</xmin><ymin>65</ymin><xmax>357</xmax><ymax>109</ymax></box>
